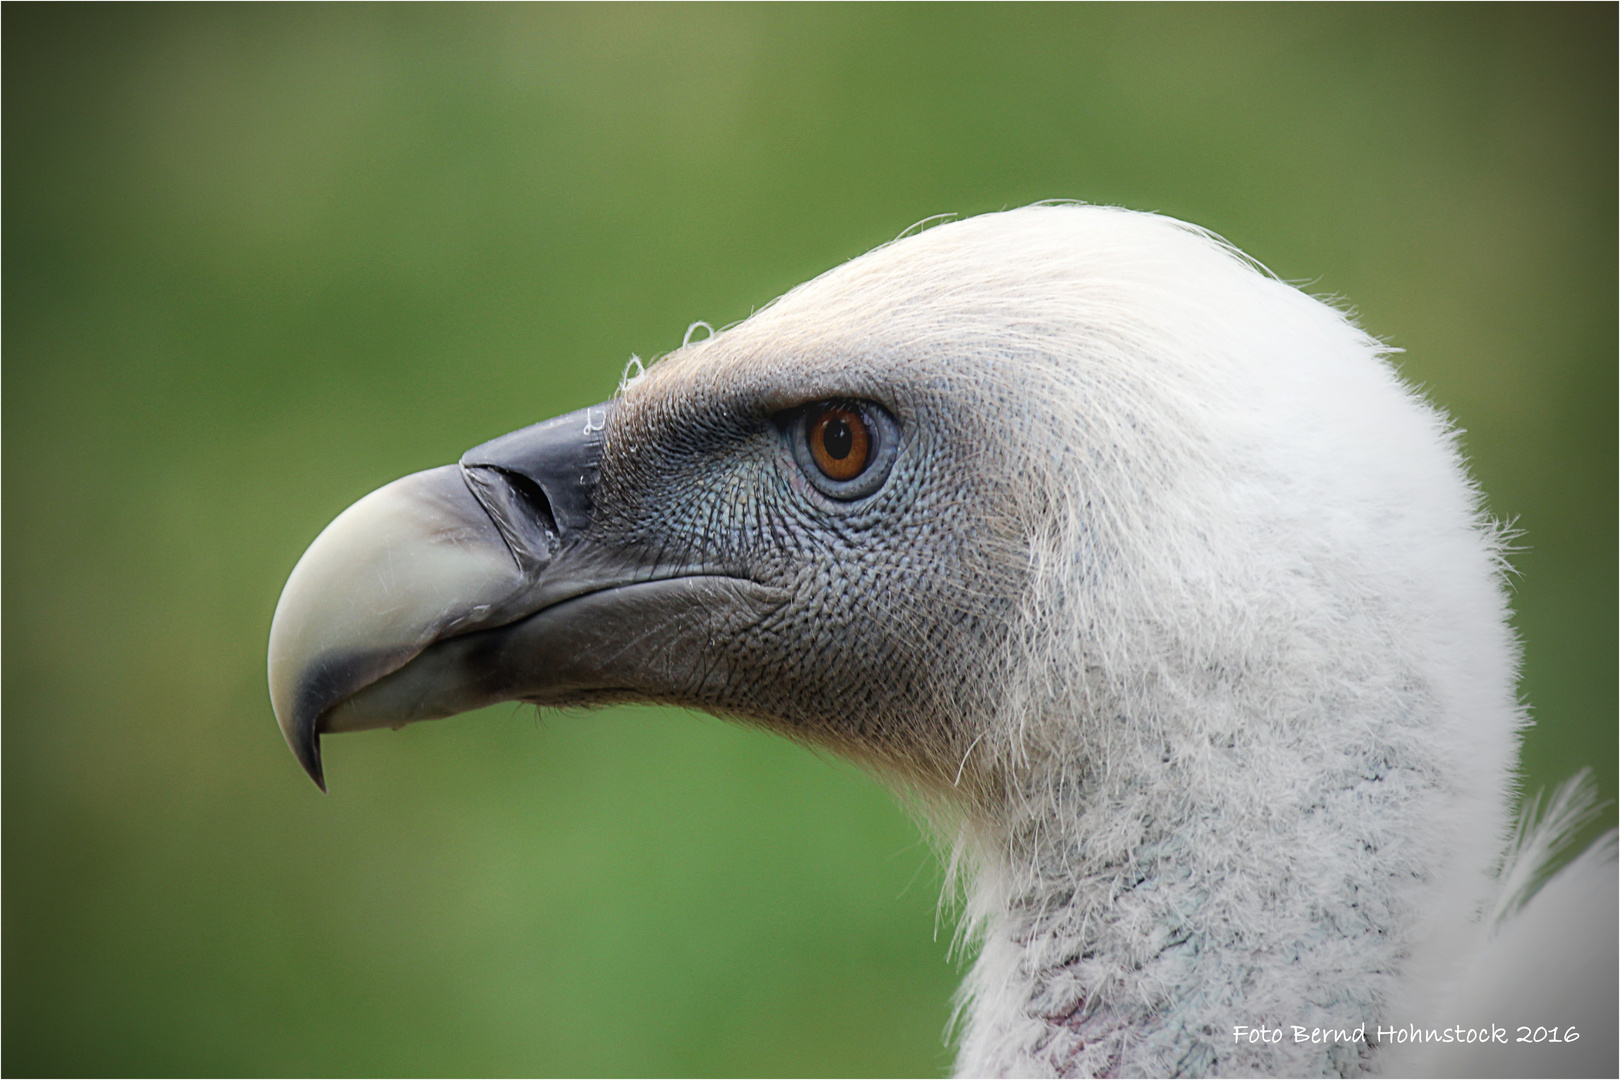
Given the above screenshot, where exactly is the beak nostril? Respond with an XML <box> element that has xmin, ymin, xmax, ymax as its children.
<box><xmin>503</xmin><ymin>470</ymin><xmax>559</xmax><ymax>538</ymax></box>
<box><xmin>461</xmin><ymin>465</ymin><xmax>559</xmax><ymax>573</ymax></box>
<box><xmin>458</xmin><ymin>402</ymin><xmax>613</xmax><ymax>534</ymax></box>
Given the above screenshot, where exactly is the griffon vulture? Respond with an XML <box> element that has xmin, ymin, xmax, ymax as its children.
<box><xmin>268</xmin><ymin>205</ymin><xmax>1616</xmax><ymax>1077</ymax></box>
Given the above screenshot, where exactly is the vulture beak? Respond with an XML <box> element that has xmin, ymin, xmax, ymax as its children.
<box><xmin>269</xmin><ymin>403</ymin><xmax>622</xmax><ymax>790</ymax></box>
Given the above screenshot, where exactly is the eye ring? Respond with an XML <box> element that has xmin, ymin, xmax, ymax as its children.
<box><xmin>788</xmin><ymin>400</ymin><xmax>899</xmax><ymax>501</ymax></box>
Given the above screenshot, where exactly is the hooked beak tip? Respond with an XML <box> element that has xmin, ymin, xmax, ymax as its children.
<box><xmin>287</xmin><ymin>713</ymin><xmax>328</xmax><ymax>792</ymax></box>
<box><xmin>304</xmin><ymin>746</ymin><xmax>328</xmax><ymax>793</ymax></box>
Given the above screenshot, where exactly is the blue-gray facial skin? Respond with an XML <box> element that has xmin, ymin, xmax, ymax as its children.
<box><xmin>581</xmin><ymin>383</ymin><xmax>1015</xmax><ymax>774</ymax></box>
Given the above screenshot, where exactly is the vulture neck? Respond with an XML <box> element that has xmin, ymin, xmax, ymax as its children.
<box><xmin>947</xmin><ymin>660</ymin><xmax>1489</xmax><ymax>1078</ymax></box>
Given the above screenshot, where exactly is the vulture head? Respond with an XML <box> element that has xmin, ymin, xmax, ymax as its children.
<box><xmin>268</xmin><ymin>205</ymin><xmax>1613</xmax><ymax>1077</ymax></box>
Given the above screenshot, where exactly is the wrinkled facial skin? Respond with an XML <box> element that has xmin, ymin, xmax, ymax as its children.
<box><xmin>583</xmin><ymin>353</ymin><xmax>1022</xmax><ymax>780</ymax></box>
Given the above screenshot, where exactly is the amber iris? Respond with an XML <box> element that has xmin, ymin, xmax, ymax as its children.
<box><xmin>808</xmin><ymin>406</ymin><xmax>870</xmax><ymax>481</ymax></box>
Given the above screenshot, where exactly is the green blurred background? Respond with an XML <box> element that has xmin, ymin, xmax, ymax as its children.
<box><xmin>5</xmin><ymin>5</ymin><xmax>1614</xmax><ymax>1076</ymax></box>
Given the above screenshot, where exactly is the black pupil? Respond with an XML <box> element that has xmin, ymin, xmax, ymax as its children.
<box><xmin>823</xmin><ymin>417</ymin><xmax>853</xmax><ymax>459</ymax></box>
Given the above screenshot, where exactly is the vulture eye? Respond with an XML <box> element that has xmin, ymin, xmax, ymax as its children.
<box><xmin>787</xmin><ymin>400</ymin><xmax>899</xmax><ymax>501</ymax></box>
<box><xmin>809</xmin><ymin>406</ymin><xmax>870</xmax><ymax>481</ymax></box>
